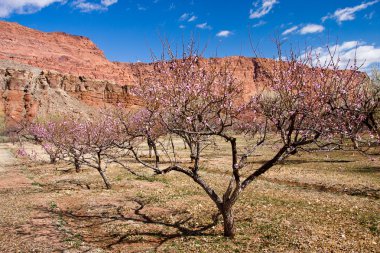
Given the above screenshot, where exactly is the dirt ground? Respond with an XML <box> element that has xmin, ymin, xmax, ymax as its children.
<box><xmin>0</xmin><ymin>143</ymin><xmax>18</xmax><ymax>168</ymax></box>
<box><xmin>0</xmin><ymin>140</ymin><xmax>379</xmax><ymax>252</ymax></box>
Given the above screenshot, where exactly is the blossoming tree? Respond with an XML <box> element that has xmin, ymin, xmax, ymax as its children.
<box><xmin>127</xmin><ymin>42</ymin><xmax>369</xmax><ymax>237</ymax></box>
<box><xmin>22</xmin><ymin>114</ymin><xmax>127</xmax><ymax>189</ymax></box>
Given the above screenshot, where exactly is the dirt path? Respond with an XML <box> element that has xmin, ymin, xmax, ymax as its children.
<box><xmin>0</xmin><ymin>143</ymin><xmax>33</xmax><ymax>190</ymax></box>
<box><xmin>0</xmin><ymin>143</ymin><xmax>69</xmax><ymax>252</ymax></box>
<box><xmin>0</xmin><ymin>143</ymin><xmax>18</xmax><ymax>169</ymax></box>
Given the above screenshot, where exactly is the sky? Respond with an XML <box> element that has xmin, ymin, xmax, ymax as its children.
<box><xmin>0</xmin><ymin>0</ymin><xmax>379</xmax><ymax>71</ymax></box>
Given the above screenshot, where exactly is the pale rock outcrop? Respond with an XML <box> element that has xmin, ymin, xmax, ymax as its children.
<box><xmin>0</xmin><ymin>60</ymin><xmax>136</xmax><ymax>127</ymax></box>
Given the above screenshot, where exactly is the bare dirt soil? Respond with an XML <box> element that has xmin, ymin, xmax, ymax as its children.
<box><xmin>0</xmin><ymin>143</ymin><xmax>18</xmax><ymax>168</ymax></box>
<box><xmin>0</xmin><ymin>140</ymin><xmax>379</xmax><ymax>252</ymax></box>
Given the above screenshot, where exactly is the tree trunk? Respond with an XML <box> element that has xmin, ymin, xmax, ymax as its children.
<box><xmin>151</xmin><ymin>141</ymin><xmax>160</xmax><ymax>163</ymax></box>
<box><xmin>221</xmin><ymin>205</ymin><xmax>235</xmax><ymax>238</ymax></box>
<box><xmin>74</xmin><ymin>161</ymin><xmax>81</xmax><ymax>173</ymax></box>
<box><xmin>97</xmin><ymin>168</ymin><xmax>111</xmax><ymax>189</ymax></box>
<box><xmin>189</xmin><ymin>144</ymin><xmax>196</xmax><ymax>163</ymax></box>
<box><xmin>148</xmin><ymin>139</ymin><xmax>160</xmax><ymax>163</ymax></box>
<box><xmin>74</xmin><ymin>157</ymin><xmax>81</xmax><ymax>173</ymax></box>
<box><xmin>350</xmin><ymin>136</ymin><xmax>359</xmax><ymax>149</ymax></box>
<box><xmin>50</xmin><ymin>156</ymin><xmax>57</xmax><ymax>164</ymax></box>
<box><xmin>148</xmin><ymin>144</ymin><xmax>152</xmax><ymax>158</ymax></box>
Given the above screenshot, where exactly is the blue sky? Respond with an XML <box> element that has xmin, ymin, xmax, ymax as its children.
<box><xmin>1</xmin><ymin>0</ymin><xmax>379</xmax><ymax>70</ymax></box>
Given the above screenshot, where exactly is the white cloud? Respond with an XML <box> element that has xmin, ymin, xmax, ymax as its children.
<box><xmin>188</xmin><ymin>15</ymin><xmax>197</xmax><ymax>22</ymax></box>
<box><xmin>282</xmin><ymin>25</ymin><xmax>298</xmax><ymax>35</ymax></box>
<box><xmin>216</xmin><ymin>30</ymin><xmax>233</xmax><ymax>38</ymax></box>
<box><xmin>322</xmin><ymin>0</ymin><xmax>379</xmax><ymax>23</ymax></box>
<box><xmin>299</xmin><ymin>24</ymin><xmax>324</xmax><ymax>34</ymax></box>
<box><xmin>137</xmin><ymin>4</ymin><xmax>146</xmax><ymax>11</ymax></box>
<box><xmin>179</xmin><ymin>25</ymin><xmax>185</xmax><ymax>29</ymax></box>
<box><xmin>101</xmin><ymin>0</ymin><xmax>117</xmax><ymax>7</ymax></box>
<box><xmin>0</xmin><ymin>0</ymin><xmax>65</xmax><ymax>17</ymax></box>
<box><xmin>179</xmin><ymin>13</ymin><xmax>190</xmax><ymax>21</ymax></box>
<box><xmin>306</xmin><ymin>41</ymin><xmax>380</xmax><ymax>71</ymax></box>
<box><xmin>196</xmin><ymin>22</ymin><xmax>212</xmax><ymax>30</ymax></box>
<box><xmin>179</xmin><ymin>12</ymin><xmax>197</xmax><ymax>22</ymax></box>
<box><xmin>252</xmin><ymin>20</ymin><xmax>267</xmax><ymax>27</ymax></box>
<box><xmin>338</xmin><ymin>41</ymin><xmax>362</xmax><ymax>51</ymax></box>
<box><xmin>72</xmin><ymin>0</ymin><xmax>105</xmax><ymax>12</ymax></box>
<box><xmin>72</xmin><ymin>0</ymin><xmax>117</xmax><ymax>13</ymax></box>
<box><xmin>281</xmin><ymin>24</ymin><xmax>324</xmax><ymax>36</ymax></box>
<box><xmin>249</xmin><ymin>0</ymin><xmax>278</xmax><ymax>19</ymax></box>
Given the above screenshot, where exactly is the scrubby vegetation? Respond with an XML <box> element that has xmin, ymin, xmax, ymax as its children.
<box><xmin>0</xmin><ymin>138</ymin><xmax>379</xmax><ymax>252</ymax></box>
<box><xmin>4</xmin><ymin>42</ymin><xmax>379</xmax><ymax>251</ymax></box>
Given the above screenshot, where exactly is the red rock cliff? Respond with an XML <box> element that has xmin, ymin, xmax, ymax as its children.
<box><xmin>0</xmin><ymin>21</ymin><xmax>274</xmax><ymax>89</ymax></box>
<box><xmin>0</xmin><ymin>60</ymin><xmax>139</xmax><ymax>128</ymax></box>
<box><xmin>0</xmin><ymin>21</ymin><xmax>136</xmax><ymax>85</ymax></box>
<box><xmin>0</xmin><ymin>21</ymin><xmax>275</xmax><ymax>126</ymax></box>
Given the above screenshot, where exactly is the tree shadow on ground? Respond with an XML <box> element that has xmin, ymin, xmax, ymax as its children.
<box><xmin>347</xmin><ymin>166</ymin><xmax>380</xmax><ymax>174</ymax></box>
<box><xmin>247</xmin><ymin>159</ymin><xmax>354</xmax><ymax>165</ymax></box>
<box><xmin>41</xmin><ymin>178</ymin><xmax>91</xmax><ymax>191</ymax></box>
<box><xmin>37</xmin><ymin>199</ymin><xmax>220</xmax><ymax>252</ymax></box>
<box><xmin>261</xmin><ymin>177</ymin><xmax>380</xmax><ymax>199</ymax></box>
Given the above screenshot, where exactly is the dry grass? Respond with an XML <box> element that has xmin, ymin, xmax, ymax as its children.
<box><xmin>0</xmin><ymin>138</ymin><xmax>379</xmax><ymax>252</ymax></box>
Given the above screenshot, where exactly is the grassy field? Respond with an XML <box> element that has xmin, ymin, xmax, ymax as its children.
<box><xmin>0</xmin><ymin>138</ymin><xmax>379</xmax><ymax>252</ymax></box>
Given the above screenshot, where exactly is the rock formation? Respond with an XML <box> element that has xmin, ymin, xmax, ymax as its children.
<box><xmin>0</xmin><ymin>60</ymin><xmax>137</xmax><ymax>128</ymax></box>
<box><xmin>0</xmin><ymin>21</ymin><xmax>137</xmax><ymax>85</ymax></box>
<box><xmin>0</xmin><ymin>21</ymin><xmax>275</xmax><ymax>127</ymax></box>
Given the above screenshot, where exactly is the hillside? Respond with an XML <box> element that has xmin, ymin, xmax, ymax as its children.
<box><xmin>0</xmin><ymin>21</ymin><xmax>274</xmax><ymax>126</ymax></box>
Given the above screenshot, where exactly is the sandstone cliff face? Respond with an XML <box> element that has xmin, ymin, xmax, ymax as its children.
<box><xmin>0</xmin><ymin>21</ymin><xmax>274</xmax><ymax>90</ymax></box>
<box><xmin>0</xmin><ymin>60</ymin><xmax>136</xmax><ymax>127</ymax></box>
<box><xmin>0</xmin><ymin>21</ymin><xmax>135</xmax><ymax>85</ymax></box>
<box><xmin>0</xmin><ymin>21</ymin><xmax>276</xmax><ymax>126</ymax></box>
<box><xmin>125</xmin><ymin>56</ymin><xmax>273</xmax><ymax>99</ymax></box>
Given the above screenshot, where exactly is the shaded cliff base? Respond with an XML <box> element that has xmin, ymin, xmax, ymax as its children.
<box><xmin>0</xmin><ymin>59</ymin><xmax>137</xmax><ymax>128</ymax></box>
